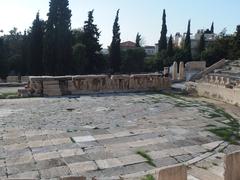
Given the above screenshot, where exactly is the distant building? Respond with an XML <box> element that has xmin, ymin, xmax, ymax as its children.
<box><xmin>101</xmin><ymin>48</ymin><xmax>109</xmax><ymax>55</ymax></box>
<box><xmin>173</xmin><ymin>29</ymin><xmax>217</xmax><ymax>56</ymax></box>
<box><xmin>144</xmin><ymin>46</ymin><xmax>156</xmax><ymax>56</ymax></box>
<box><xmin>120</xmin><ymin>41</ymin><xmax>136</xmax><ymax>50</ymax></box>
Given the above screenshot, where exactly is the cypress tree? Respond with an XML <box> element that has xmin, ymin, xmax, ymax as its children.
<box><xmin>211</xmin><ymin>22</ymin><xmax>214</xmax><ymax>34</ymax></box>
<box><xmin>184</xmin><ymin>20</ymin><xmax>192</xmax><ymax>60</ymax></box>
<box><xmin>135</xmin><ymin>33</ymin><xmax>141</xmax><ymax>47</ymax></box>
<box><xmin>109</xmin><ymin>9</ymin><xmax>121</xmax><ymax>73</ymax></box>
<box><xmin>235</xmin><ymin>25</ymin><xmax>240</xmax><ymax>47</ymax></box>
<box><xmin>20</xmin><ymin>30</ymin><xmax>30</xmax><ymax>75</ymax></box>
<box><xmin>0</xmin><ymin>37</ymin><xmax>6</xmax><ymax>78</ymax></box>
<box><xmin>158</xmin><ymin>9</ymin><xmax>167</xmax><ymax>52</ymax></box>
<box><xmin>83</xmin><ymin>10</ymin><xmax>102</xmax><ymax>74</ymax></box>
<box><xmin>43</xmin><ymin>0</ymin><xmax>72</xmax><ymax>75</ymax></box>
<box><xmin>199</xmin><ymin>33</ymin><xmax>205</xmax><ymax>54</ymax></box>
<box><xmin>167</xmin><ymin>35</ymin><xmax>173</xmax><ymax>56</ymax></box>
<box><xmin>29</xmin><ymin>12</ymin><xmax>44</xmax><ymax>75</ymax></box>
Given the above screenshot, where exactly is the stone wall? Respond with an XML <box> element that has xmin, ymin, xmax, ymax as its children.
<box><xmin>27</xmin><ymin>74</ymin><xmax>171</xmax><ymax>97</ymax></box>
<box><xmin>192</xmin><ymin>82</ymin><xmax>240</xmax><ymax>106</ymax></box>
<box><xmin>186</xmin><ymin>73</ymin><xmax>240</xmax><ymax>105</ymax></box>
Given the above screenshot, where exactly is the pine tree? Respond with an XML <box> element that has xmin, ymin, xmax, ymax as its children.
<box><xmin>199</xmin><ymin>33</ymin><xmax>205</xmax><ymax>54</ymax></box>
<box><xmin>43</xmin><ymin>0</ymin><xmax>73</xmax><ymax>75</ymax></box>
<box><xmin>29</xmin><ymin>12</ymin><xmax>44</xmax><ymax>75</ymax></box>
<box><xmin>158</xmin><ymin>9</ymin><xmax>167</xmax><ymax>52</ymax></box>
<box><xmin>109</xmin><ymin>9</ymin><xmax>121</xmax><ymax>73</ymax></box>
<box><xmin>167</xmin><ymin>35</ymin><xmax>173</xmax><ymax>56</ymax></box>
<box><xmin>184</xmin><ymin>20</ymin><xmax>192</xmax><ymax>60</ymax></box>
<box><xmin>211</xmin><ymin>22</ymin><xmax>214</xmax><ymax>34</ymax></box>
<box><xmin>83</xmin><ymin>10</ymin><xmax>102</xmax><ymax>73</ymax></box>
<box><xmin>135</xmin><ymin>33</ymin><xmax>141</xmax><ymax>47</ymax></box>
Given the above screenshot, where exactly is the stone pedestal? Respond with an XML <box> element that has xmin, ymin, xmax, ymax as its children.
<box><xmin>178</xmin><ymin>62</ymin><xmax>185</xmax><ymax>80</ymax></box>
<box><xmin>172</xmin><ymin>61</ymin><xmax>178</xmax><ymax>80</ymax></box>
<box><xmin>163</xmin><ymin>67</ymin><xmax>169</xmax><ymax>77</ymax></box>
<box><xmin>157</xmin><ymin>164</ymin><xmax>187</xmax><ymax>180</ymax></box>
<box><xmin>224</xmin><ymin>151</ymin><xmax>240</xmax><ymax>180</ymax></box>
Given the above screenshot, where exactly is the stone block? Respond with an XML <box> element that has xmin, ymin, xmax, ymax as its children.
<box><xmin>20</xmin><ymin>76</ymin><xmax>29</xmax><ymax>83</ymax></box>
<box><xmin>157</xmin><ymin>164</ymin><xmax>187</xmax><ymax>180</ymax></box>
<box><xmin>68</xmin><ymin>161</ymin><xmax>98</xmax><ymax>174</ymax></box>
<box><xmin>96</xmin><ymin>158</ymin><xmax>123</xmax><ymax>169</ymax></box>
<box><xmin>40</xmin><ymin>166</ymin><xmax>71</xmax><ymax>179</ymax></box>
<box><xmin>7</xmin><ymin>76</ymin><xmax>19</xmax><ymax>83</ymax></box>
<box><xmin>224</xmin><ymin>151</ymin><xmax>240</xmax><ymax>180</ymax></box>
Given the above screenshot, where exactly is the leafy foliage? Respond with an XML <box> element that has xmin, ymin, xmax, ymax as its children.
<box><xmin>121</xmin><ymin>48</ymin><xmax>146</xmax><ymax>73</ymax></box>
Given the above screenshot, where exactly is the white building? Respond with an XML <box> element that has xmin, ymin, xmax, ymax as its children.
<box><xmin>144</xmin><ymin>46</ymin><xmax>156</xmax><ymax>56</ymax></box>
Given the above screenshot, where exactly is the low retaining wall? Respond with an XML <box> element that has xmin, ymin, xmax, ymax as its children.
<box><xmin>27</xmin><ymin>74</ymin><xmax>171</xmax><ymax>97</ymax></box>
<box><xmin>187</xmin><ymin>82</ymin><xmax>240</xmax><ymax>106</ymax></box>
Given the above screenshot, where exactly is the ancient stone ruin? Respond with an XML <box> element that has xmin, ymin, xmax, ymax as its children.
<box><xmin>186</xmin><ymin>59</ymin><xmax>240</xmax><ymax>106</ymax></box>
<box><xmin>19</xmin><ymin>74</ymin><xmax>171</xmax><ymax>97</ymax></box>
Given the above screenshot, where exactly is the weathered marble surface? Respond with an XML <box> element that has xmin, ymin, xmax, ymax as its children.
<box><xmin>0</xmin><ymin>93</ymin><xmax>239</xmax><ymax>179</ymax></box>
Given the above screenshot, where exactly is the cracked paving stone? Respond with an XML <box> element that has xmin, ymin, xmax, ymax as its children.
<box><xmin>40</xmin><ymin>166</ymin><xmax>71</xmax><ymax>179</ymax></box>
<box><xmin>8</xmin><ymin>170</ymin><xmax>40</xmax><ymax>179</ymax></box>
<box><xmin>68</xmin><ymin>161</ymin><xmax>98</xmax><ymax>174</ymax></box>
<box><xmin>36</xmin><ymin>158</ymin><xmax>67</xmax><ymax>170</ymax></box>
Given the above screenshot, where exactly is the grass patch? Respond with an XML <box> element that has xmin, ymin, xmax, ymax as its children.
<box><xmin>142</xmin><ymin>174</ymin><xmax>155</xmax><ymax>180</ymax></box>
<box><xmin>136</xmin><ymin>150</ymin><xmax>156</xmax><ymax>167</ymax></box>
<box><xmin>209</xmin><ymin>127</ymin><xmax>240</xmax><ymax>145</ymax></box>
<box><xmin>0</xmin><ymin>92</ymin><xmax>19</xmax><ymax>99</ymax></box>
<box><xmin>160</xmin><ymin>93</ymin><xmax>240</xmax><ymax>145</ymax></box>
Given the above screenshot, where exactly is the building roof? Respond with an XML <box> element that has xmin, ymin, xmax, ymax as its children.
<box><xmin>120</xmin><ymin>41</ymin><xmax>136</xmax><ymax>48</ymax></box>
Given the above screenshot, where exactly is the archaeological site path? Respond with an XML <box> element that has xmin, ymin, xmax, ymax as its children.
<box><xmin>0</xmin><ymin>93</ymin><xmax>240</xmax><ymax>179</ymax></box>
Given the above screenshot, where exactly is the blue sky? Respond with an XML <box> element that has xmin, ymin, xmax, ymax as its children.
<box><xmin>0</xmin><ymin>0</ymin><xmax>239</xmax><ymax>47</ymax></box>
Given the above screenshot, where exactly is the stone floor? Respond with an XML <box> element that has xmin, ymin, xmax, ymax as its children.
<box><xmin>0</xmin><ymin>92</ymin><xmax>240</xmax><ymax>179</ymax></box>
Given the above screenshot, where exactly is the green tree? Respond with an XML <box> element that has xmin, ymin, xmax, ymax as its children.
<box><xmin>167</xmin><ymin>35</ymin><xmax>173</xmax><ymax>56</ymax></box>
<box><xmin>158</xmin><ymin>9</ymin><xmax>167</xmax><ymax>52</ymax></box>
<box><xmin>199</xmin><ymin>33</ymin><xmax>205</xmax><ymax>54</ymax></box>
<box><xmin>135</xmin><ymin>33</ymin><xmax>142</xmax><ymax>47</ymax></box>
<box><xmin>211</xmin><ymin>22</ymin><xmax>214</xmax><ymax>34</ymax></box>
<box><xmin>43</xmin><ymin>0</ymin><xmax>73</xmax><ymax>75</ymax></box>
<box><xmin>83</xmin><ymin>10</ymin><xmax>103</xmax><ymax>74</ymax></box>
<box><xmin>72</xmin><ymin>43</ymin><xmax>87</xmax><ymax>74</ymax></box>
<box><xmin>233</xmin><ymin>25</ymin><xmax>240</xmax><ymax>58</ymax></box>
<box><xmin>121</xmin><ymin>48</ymin><xmax>146</xmax><ymax>73</ymax></box>
<box><xmin>0</xmin><ymin>37</ymin><xmax>8</xmax><ymax>78</ymax></box>
<box><xmin>109</xmin><ymin>9</ymin><xmax>121</xmax><ymax>73</ymax></box>
<box><xmin>184</xmin><ymin>20</ymin><xmax>192</xmax><ymax>61</ymax></box>
<box><xmin>201</xmin><ymin>36</ymin><xmax>233</xmax><ymax>66</ymax></box>
<box><xmin>20</xmin><ymin>30</ymin><xmax>30</xmax><ymax>75</ymax></box>
<box><xmin>29</xmin><ymin>12</ymin><xmax>44</xmax><ymax>75</ymax></box>
<box><xmin>4</xmin><ymin>28</ymin><xmax>24</xmax><ymax>75</ymax></box>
